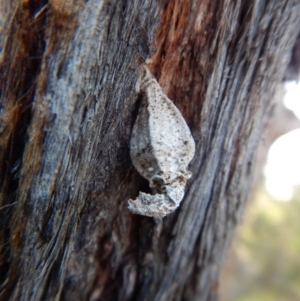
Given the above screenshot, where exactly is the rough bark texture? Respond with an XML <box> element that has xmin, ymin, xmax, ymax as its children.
<box><xmin>0</xmin><ymin>1</ymin><xmax>299</xmax><ymax>301</ymax></box>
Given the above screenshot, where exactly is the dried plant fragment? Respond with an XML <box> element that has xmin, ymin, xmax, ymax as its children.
<box><xmin>128</xmin><ymin>65</ymin><xmax>195</xmax><ymax>218</ymax></box>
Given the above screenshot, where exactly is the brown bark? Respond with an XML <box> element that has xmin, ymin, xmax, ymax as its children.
<box><xmin>0</xmin><ymin>1</ymin><xmax>299</xmax><ymax>301</ymax></box>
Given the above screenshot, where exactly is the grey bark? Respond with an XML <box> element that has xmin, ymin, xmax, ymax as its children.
<box><xmin>0</xmin><ymin>1</ymin><xmax>299</xmax><ymax>301</ymax></box>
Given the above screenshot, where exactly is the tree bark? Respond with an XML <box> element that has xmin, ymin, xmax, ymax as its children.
<box><xmin>0</xmin><ymin>1</ymin><xmax>299</xmax><ymax>301</ymax></box>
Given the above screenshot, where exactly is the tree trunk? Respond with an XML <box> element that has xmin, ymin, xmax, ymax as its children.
<box><xmin>0</xmin><ymin>1</ymin><xmax>299</xmax><ymax>301</ymax></box>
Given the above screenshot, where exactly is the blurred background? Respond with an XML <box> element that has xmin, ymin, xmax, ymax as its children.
<box><xmin>220</xmin><ymin>34</ymin><xmax>300</xmax><ymax>301</ymax></box>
